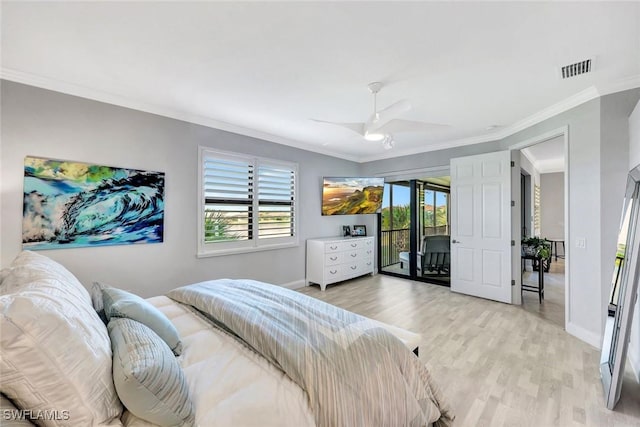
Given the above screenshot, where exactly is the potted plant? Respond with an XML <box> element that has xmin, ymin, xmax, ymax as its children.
<box><xmin>522</xmin><ymin>237</ymin><xmax>552</xmax><ymax>272</ymax></box>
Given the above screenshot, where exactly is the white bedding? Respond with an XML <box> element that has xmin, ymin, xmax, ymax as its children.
<box><xmin>123</xmin><ymin>296</ymin><xmax>316</xmax><ymax>427</ymax></box>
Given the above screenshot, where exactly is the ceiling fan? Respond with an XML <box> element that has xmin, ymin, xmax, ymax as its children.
<box><xmin>313</xmin><ymin>82</ymin><xmax>447</xmax><ymax>150</ymax></box>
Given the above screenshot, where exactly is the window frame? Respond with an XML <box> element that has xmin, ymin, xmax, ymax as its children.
<box><xmin>197</xmin><ymin>146</ymin><xmax>298</xmax><ymax>257</ymax></box>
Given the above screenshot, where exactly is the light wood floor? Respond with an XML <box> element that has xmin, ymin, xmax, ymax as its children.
<box><xmin>298</xmin><ymin>274</ymin><xmax>640</xmax><ymax>427</ymax></box>
<box><xmin>521</xmin><ymin>258</ymin><xmax>565</xmax><ymax>328</ymax></box>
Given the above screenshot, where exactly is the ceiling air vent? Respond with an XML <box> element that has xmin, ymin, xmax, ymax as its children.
<box><xmin>560</xmin><ymin>59</ymin><xmax>593</xmax><ymax>79</ymax></box>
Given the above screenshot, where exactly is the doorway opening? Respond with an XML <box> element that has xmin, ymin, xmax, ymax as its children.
<box><xmin>379</xmin><ymin>177</ymin><xmax>451</xmax><ymax>286</ymax></box>
<box><xmin>516</xmin><ymin>134</ymin><xmax>567</xmax><ymax>328</ymax></box>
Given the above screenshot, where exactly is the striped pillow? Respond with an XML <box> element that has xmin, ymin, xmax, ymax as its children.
<box><xmin>102</xmin><ymin>286</ymin><xmax>183</xmax><ymax>355</ymax></box>
<box><xmin>108</xmin><ymin>318</ymin><xmax>194</xmax><ymax>427</ymax></box>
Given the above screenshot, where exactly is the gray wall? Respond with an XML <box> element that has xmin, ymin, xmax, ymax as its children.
<box><xmin>362</xmin><ymin>90</ymin><xmax>640</xmax><ymax>347</ymax></box>
<box><xmin>498</xmin><ymin>98</ymin><xmax>599</xmax><ymax>343</ymax></box>
<box><xmin>540</xmin><ymin>172</ymin><xmax>565</xmax><ymax>242</ymax></box>
<box><xmin>360</xmin><ymin>140</ymin><xmax>502</xmax><ymax>176</ymax></box>
<box><xmin>500</xmin><ymin>91</ymin><xmax>640</xmax><ymax>346</ymax></box>
<box><xmin>600</xmin><ymin>89</ymin><xmax>640</xmax><ymax>341</ymax></box>
<box><xmin>0</xmin><ymin>81</ymin><xmax>376</xmax><ymax>296</ymax></box>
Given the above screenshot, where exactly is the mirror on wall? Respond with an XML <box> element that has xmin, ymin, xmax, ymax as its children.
<box><xmin>600</xmin><ymin>164</ymin><xmax>640</xmax><ymax>410</ymax></box>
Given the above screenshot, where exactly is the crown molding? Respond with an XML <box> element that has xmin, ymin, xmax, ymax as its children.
<box><xmin>520</xmin><ymin>148</ymin><xmax>537</xmax><ymax>170</ymax></box>
<box><xmin>2</xmin><ymin>68</ymin><xmax>639</xmax><ymax>165</ymax></box>
<box><xmin>520</xmin><ymin>146</ymin><xmax>564</xmax><ymax>175</ymax></box>
<box><xmin>358</xmin><ymin>132</ymin><xmax>500</xmax><ymax>162</ymax></box>
<box><xmin>360</xmin><ymin>86</ymin><xmax>603</xmax><ymax>163</ymax></box>
<box><xmin>535</xmin><ymin>158</ymin><xmax>565</xmax><ymax>174</ymax></box>
<box><xmin>0</xmin><ymin>68</ymin><xmax>361</xmax><ymax>163</ymax></box>
<box><xmin>596</xmin><ymin>74</ymin><xmax>640</xmax><ymax>97</ymax></box>
<box><xmin>498</xmin><ymin>86</ymin><xmax>601</xmax><ymax>138</ymax></box>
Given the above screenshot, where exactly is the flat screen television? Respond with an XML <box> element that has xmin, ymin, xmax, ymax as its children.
<box><xmin>322</xmin><ymin>177</ymin><xmax>385</xmax><ymax>215</ymax></box>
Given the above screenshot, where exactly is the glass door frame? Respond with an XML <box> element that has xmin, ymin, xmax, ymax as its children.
<box><xmin>378</xmin><ymin>179</ymin><xmax>451</xmax><ymax>286</ymax></box>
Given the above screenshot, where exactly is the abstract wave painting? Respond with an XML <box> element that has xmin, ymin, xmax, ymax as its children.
<box><xmin>22</xmin><ymin>156</ymin><xmax>165</xmax><ymax>250</ymax></box>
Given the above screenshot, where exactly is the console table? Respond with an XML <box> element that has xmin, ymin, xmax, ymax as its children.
<box><xmin>306</xmin><ymin>236</ymin><xmax>374</xmax><ymax>291</ymax></box>
<box><xmin>547</xmin><ymin>238</ymin><xmax>565</xmax><ymax>261</ymax></box>
<box><xmin>521</xmin><ymin>253</ymin><xmax>545</xmax><ymax>303</ymax></box>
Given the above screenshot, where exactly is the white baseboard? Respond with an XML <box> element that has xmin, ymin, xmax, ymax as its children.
<box><xmin>629</xmin><ymin>353</ymin><xmax>640</xmax><ymax>383</ymax></box>
<box><xmin>280</xmin><ymin>279</ymin><xmax>306</xmax><ymax>290</ymax></box>
<box><xmin>566</xmin><ymin>322</ymin><xmax>602</xmax><ymax>349</ymax></box>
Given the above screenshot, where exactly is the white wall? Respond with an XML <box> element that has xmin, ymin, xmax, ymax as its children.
<box><xmin>628</xmin><ymin>99</ymin><xmax>640</xmax><ymax>382</ymax></box>
<box><xmin>540</xmin><ymin>172</ymin><xmax>565</xmax><ymax>242</ymax></box>
<box><xmin>0</xmin><ymin>81</ymin><xmax>376</xmax><ymax>296</ymax></box>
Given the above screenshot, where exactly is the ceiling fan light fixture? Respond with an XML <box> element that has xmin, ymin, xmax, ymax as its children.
<box><xmin>382</xmin><ymin>135</ymin><xmax>395</xmax><ymax>150</ymax></box>
<box><xmin>364</xmin><ymin>131</ymin><xmax>385</xmax><ymax>142</ymax></box>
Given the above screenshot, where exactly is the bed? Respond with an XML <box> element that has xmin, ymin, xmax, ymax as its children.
<box><xmin>0</xmin><ymin>251</ymin><xmax>453</xmax><ymax>427</ymax></box>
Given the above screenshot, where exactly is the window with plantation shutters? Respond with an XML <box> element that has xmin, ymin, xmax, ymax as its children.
<box><xmin>198</xmin><ymin>147</ymin><xmax>298</xmax><ymax>256</ymax></box>
<box><xmin>257</xmin><ymin>163</ymin><xmax>295</xmax><ymax>240</ymax></box>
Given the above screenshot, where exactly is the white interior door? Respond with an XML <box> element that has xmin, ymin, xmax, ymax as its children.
<box><xmin>450</xmin><ymin>150</ymin><xmax>512</xmax><ymax>303</ymax></box>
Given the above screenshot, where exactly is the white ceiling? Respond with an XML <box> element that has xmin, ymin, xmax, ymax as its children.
<box><xmin>2</xmin><ymin>1</ymin><xmax>639</xmax><ymax>162</ymax></box>
<box><xmin>521</xmin><ymin>136</ymin><xmax>565</xmax><ymax>174</ymax></box>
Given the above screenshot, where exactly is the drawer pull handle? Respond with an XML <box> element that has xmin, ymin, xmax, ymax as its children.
<box><xmin>330</xmin><ymin>245</ymin><xmax>338</xmax><ymax>250</ymax></box>
<box><xmin>351</xmin><ymin>253</ymin><xmax>357</xmax><ymax>257</ymax></box>
<box><xmin>350</xmin><ymin>266</ymin><xmax>357</xmax><ymax>270</ymax></box>
<box><xmin>367</xmin><ymin>262</ymin><xmax>372</xmax><ymax>266</ymax></box>
<box><xmin>330</xmin><ymin>256</ymin><xmax>337</xmax><ymax>261</ymax></box>
<box><xmin>330</xmin><ymin>270</ymin><xmax>337</xmax><ymax>274</ymax></box>
<box><xmin>351</xmin><ymin>243</ymin><xmax>357</xmax><ymax>247</ymax></box>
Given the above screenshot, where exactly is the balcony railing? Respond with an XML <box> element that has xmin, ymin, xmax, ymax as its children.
<box><xmin>380</xmin><ymin>225</ymin><xmax>450</xmax><ymax>268</ymax></box>
<box><xmin>380</xmin><ymin>228</ymin><xmax>410</xmax><ymax>268</ymax></box>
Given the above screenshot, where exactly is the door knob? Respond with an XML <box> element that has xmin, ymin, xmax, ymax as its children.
<box><xmin>452</xmin><ymin>239</ymin><xmax>460</xmax><ymax>244</ymax></box>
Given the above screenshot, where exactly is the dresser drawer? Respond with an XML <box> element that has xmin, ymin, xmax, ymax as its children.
<box><xmin>324</xmin><ymin>242</ymin><xmax>343</xmax><ymax>253</ymax></box>
<box><xmin>324</xmin><ymin>265</ymin><xmax>344</xmax><ymax>281</ymax></box>
<box><xmin>343</xmin><ymin>240</ymin><xmax>363</xmax><ymax>251</ymax></box>
<box><xmin>344</xmin><ymin>249</ymin><xmax>365</xmax><ymax>261</ymax></box>
<box><xmin>324</xmin><ymin>252</ymin><xmax>343</xmax><ymax>265</ymax></box>
<box><xmin>344</xmin><ymin>263</ymin><xmax>361</xmax><ymax>275</ymax></box>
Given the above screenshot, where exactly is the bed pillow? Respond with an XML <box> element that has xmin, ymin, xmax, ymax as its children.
<box><xmin>0</xmin><ymin>251</ymin><xmax>90</xmax><ymax>302</ymax></box>
<box><xmin>102</xmin><ymin>286</ymin><xmax>183</xmax><ymax>355</ymax></box>
<box><xmin>108</xmin><ymin>318</ymin><xmax>194</xmax><ymax>427</ymax></box>
<box><xmin>91</xmin><ymin>281</ymin><xmax>109</xmax><ymax>324</ymax></box>
<box><xmin>0</xmin><ymin>289</ymin><xmax>122</xmax><ymax>426</ymax></box>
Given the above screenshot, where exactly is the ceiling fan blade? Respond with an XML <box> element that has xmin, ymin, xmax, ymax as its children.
<box><xmin>365</xmin><ymin>99</ymin><xmax>411</xmax><ymax>133</ymax></box>
<box><xmin>377</xmin><ymin>119</ymin><xmax>450</xmax><ymax>134</ymax></box>
<box><xmin>311</xmin><ymin>119</ymin><xmax>365</xmax><ymax>135</ymax></box>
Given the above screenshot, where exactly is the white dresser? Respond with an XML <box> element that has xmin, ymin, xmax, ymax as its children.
<box><xmin>306</xmin><ymin>236</ymin><xmax>375</xmax><ymax>291</ymax></box>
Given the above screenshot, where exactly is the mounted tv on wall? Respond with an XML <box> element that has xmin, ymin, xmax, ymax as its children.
<box><xmin>322</xmin><ymin>177</ymin><xmax>385</xmax><ymax>215</ymax></box>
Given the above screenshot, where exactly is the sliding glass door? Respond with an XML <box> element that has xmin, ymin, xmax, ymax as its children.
<box><xmin>418</xmin><ymin>184</ymin><xmax>450</xmax><ymax>285</ymax></box>
<box><xmin>379</xmin><ymin>179</ymin><xmax>451</xmax><ymax>285</ymax></box>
